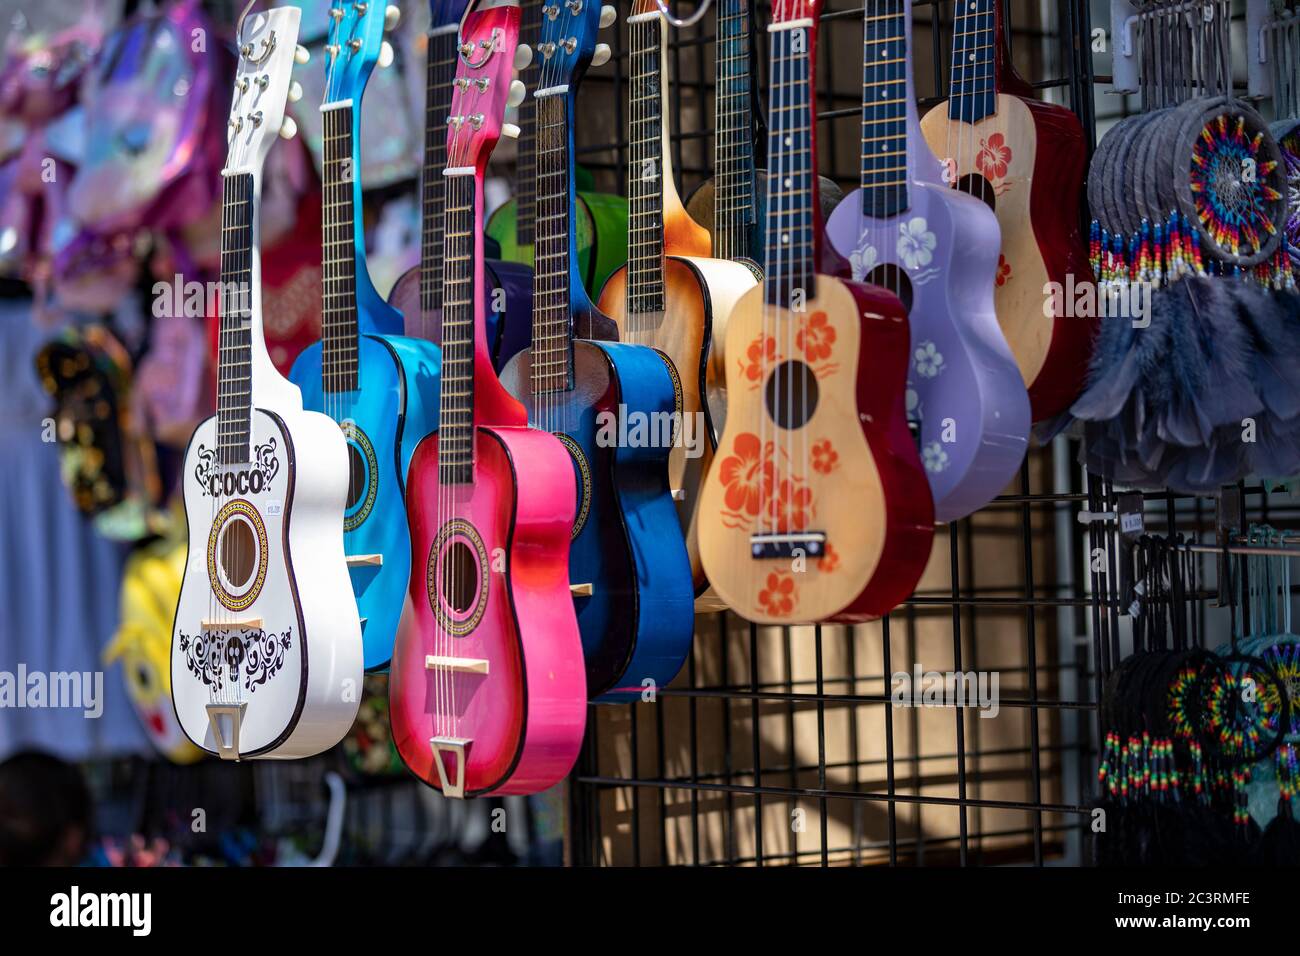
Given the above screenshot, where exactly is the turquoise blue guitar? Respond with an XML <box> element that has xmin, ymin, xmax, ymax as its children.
<box><xmin>289</xmin><ymin>0</ymin><xmax>439</xmax><ymax>671</ymax></box>
<box><xmin>498</xmin><ymin>0</ymin><xmax>693</xmax><ymax>702</ymax></box>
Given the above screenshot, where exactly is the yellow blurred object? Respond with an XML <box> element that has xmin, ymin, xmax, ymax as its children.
<box><xmin>105</xmin><ymin>530</ymin><xmax>202</xmax><ymax>764</ymax></box>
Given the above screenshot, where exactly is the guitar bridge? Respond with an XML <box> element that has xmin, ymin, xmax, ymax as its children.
<box><xmin>206</xmin><ymin>702</ymin><xmax>248</xmax><ymax>761</ymax></box>
<box><xmin>429</xmin><ymin>736</ymin><xmax>472</xmax><ymax>799</ymax></box>
<box><xmin>749</xmin><ymin>532</ymin><xmax>827</xmax><ymax>559</ymax></box>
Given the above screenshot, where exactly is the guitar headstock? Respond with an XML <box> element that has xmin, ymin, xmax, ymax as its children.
<box><xmin>535</xmin><ymin>0</ymin><xmax>617</xmax><ymax>87</ymax></box>
<box><xmin>446</xmin><ymin>0</ymin><xmax>524</xmax><ymax>170</ymax></box>
<box><xmin>224</xmin><ymin>6</ymin><xmax>306</xmax><ymax>176</ymax></box>
<box><xmin>323</xmin><ymin>0</ymin><xmax>402</xmax><ymax>105</ymax></box>
<box><xmin>770</xmin><ymin>0</ymin><xmax>822</xmax><ymax>24</ymax></box>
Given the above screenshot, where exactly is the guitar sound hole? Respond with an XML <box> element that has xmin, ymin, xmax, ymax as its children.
<box><xmin>764</xmin><ymin>360</ymin><xmax>819</xmax><ymax>430</ymax></box>
<box><xmin>956</xmin><ymin>173</ymin><xmax>996</xmax><ymax>212</ymax></box>
<box><xmin>346</xmin><ymin>444</ymin><xmax>366</xmax><ymax>510</ymax></box>
<box><xmin>219</xmin><ymin>520</ymin><xmax>256</xmax><ymax>589</ymax></box>
<box><xmin>441</xmin><ymin>541</ymin><xmax>478</xmax><ymax>614</ymax></box>
<box><xmin>863</xmin><ymin>264</ymin><xmax>914</xmax><ymax>313</ymax></box>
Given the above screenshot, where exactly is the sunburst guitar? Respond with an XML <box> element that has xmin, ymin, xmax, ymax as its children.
<box><xmin>697</xmin><ymin>0</ymin><xmax>933</xmax><ymax>624</ymax></box>
<box><xmin>595</xmin><ymin>0</ymin><xmax>756</xmax><ymax>596</ymax></box>
<box><xmin>171</xmin><ymin>7</ymin><xmax>363</xmax><ymax>759</ymax></box>
<box><xmin>389</xmin><ymin>0</ymin><xmax>585</xmax><ymax>797</ymax></box>
<box><xmin>918</xmin><ymin>0</ymin><xmax>1094</xmax><ymax>421</ymax></box>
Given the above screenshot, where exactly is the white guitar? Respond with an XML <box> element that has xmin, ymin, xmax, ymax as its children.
<box><xmin>170</xmin><ymin>6</ymin><xmax>362</xmax><ymax>760</ymax></box>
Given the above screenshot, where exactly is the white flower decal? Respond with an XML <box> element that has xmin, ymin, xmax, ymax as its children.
<box><xmin>850</xmin><ymin>244</ymin><xmax>878</xmax><ymax>283</ymax></box>
<box><xmin>914</xmin><ymin>341</ymin><xmax>944</xmax><ymax>378</ymax></box>
<box><xmin>922</xmin><ymin>441</ymin><xmax>949</xmax><ymax>474</ymax></box>
<box><xmin>897</xmin><ymin>217</ymin><xmax>937</xmax><ymax>271</ymax></box>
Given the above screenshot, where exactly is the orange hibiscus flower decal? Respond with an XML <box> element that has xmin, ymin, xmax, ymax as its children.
<box><xmin>740</xmin><ymin>334</ymin><xmax>777</xmax><ymax>385</ymax></box>
<box><xmin>717</xmin><ymin>432</ymin><xmax>773</xmax><ymax>517</ymax></box>
<box><xmin>797</xmin><ymin>311</ymin><xmax>836</xmax><ymax>363</ymax></box>
<box><xmin>811</xmin><ymin>439</ymin><xmax>838</xmax><ymax>474</ymax></box>
<box><xmin>758</xmin><ymin>571</ymin><xmax>796</xmax><ymax>617</ymax></box>
<box><xmin>976</xmin><ymin>132</ymin><xmax>1012</xmax><ymax>182</ymax></box>
<box><xmin>817</xmin><ymin>542</ymin><xmax>840</xmax><ymax>574</ymax></box>
<box><xmin>995</xmin><ymin>254</ymin><xmax>1012</xmax><ymax>287</ymax></box>
<box><xmin>768</xmin><ymin>477</ymin><xmax>812</xmax><ymax>532</ymax></box>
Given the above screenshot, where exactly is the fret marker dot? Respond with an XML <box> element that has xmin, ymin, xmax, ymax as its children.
<box><xmin>784</xmin><ymin>136</ymin><xmax>792</xmax><ymax>146</ymax></box>
<box><xmin>782</xmin><ymin>233</ymin><xmax>790</xmax><ymax>244</ymax></box>
<box><xmin>784</xmin><ymin>177</ymin><xmax>792</xmax><ymax>187</ymax></box>
<box><xmin>969</xmin><ymin>53</ymin><xmax>976</xmax><ymax>61</ymax></box>
<box><xmin>880</xmin><ymin>89</ymin><xmax>887</xmax><ymax>97</ymax></box>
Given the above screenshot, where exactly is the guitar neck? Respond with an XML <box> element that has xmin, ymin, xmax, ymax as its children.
<box><xmin>763</xmin><ymin>16</ymin><xmax>820</xmax><ymax>306</ymax></box>
<box><xmin>947</xmin><ymin>0</ymin><xmax>996</xmax><ymax>122</ymax></box>
<box><xmin>860</xmin><ymin>0</ymin><xmax>911</xmax><ymax>218</ymax></box>
<box><xmin>321</xmin><ymin>101</ymin><xmax>360</xmax><ymax>392</ymax></box>
<box><xmin>420</xmin><ymin>23</ymin><xmax>462</xmax><ymax>315</ymax></box>
<box><xmin>626</xmin><ymin>9</ymin><xmax>668</xmax><ymax>315</ymax></box>
<box><xmin>439</xmin><ymin>170</ymin><xmax>479</xmax><ymax>484</ymax></box>
<box><xmin>531</xmin><ymin>91</ymin><xmax>576</xmax><ymax>394</ymax></box>
<box><xmin>217</xmin><ymin>172</ymin><xmax>255</xmax><ymax>465</ymax></box>
<box><xmin>514</xmin><ymin>0</ymin><xmax>545</xmax><ymax>246</ymax></box>
<box><xmin>713</xmin><ymin>0</ymin><xmax>758</xmax><ymax>261</ymax></box>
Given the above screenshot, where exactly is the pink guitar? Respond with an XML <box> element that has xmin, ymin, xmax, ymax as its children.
<box><xmin>388</xmin><ymin>0</ymin><xmax>586</xmax><ymax>798</ymax></box>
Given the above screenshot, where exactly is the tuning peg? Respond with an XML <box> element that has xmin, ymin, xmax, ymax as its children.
<box><xmin>294</xmin><ymin>44</ymin><xmax>310</xmax><ymax>64</ymax></box>
<box><xmin>377</xmin><ymin>41</ymin><xmax>394</xmax><ymax>68</ymax></box>
<box><xmin>514</xmin><ymin>43</ymin><xmax>533</xmax><ymax>71</ymax></box>
<box><xmin>591</xmin><ymin>43</ymin><xmax>611</xmax><ymax>68</ymax></box>
<box><xmin>506</xmin><ymin>80</ymin><xmax>527</xmax><ymax>109</ymax></box>
<box><xmin>287</xmin><ymin>81</ymin><xmax>303</xmax><ymax>103</ymax></box>
<box><xmin>279</xmin><ymin>116</ymin><xmax>298</xmax><ymax>140</ymax></box>
<box><xmin>384</xmin><ymin>4</ymin><xmax>401</xmax><ymax>30</ymax></box>
<box><xmin>599</xmin><ymin>4</ymin><xmax>617</xmax><ymax>28</ymax></box>
<box><xmin>502</xmin><ymin>123</ymin><xmax>520</xmax><ymax>140</ymax></box>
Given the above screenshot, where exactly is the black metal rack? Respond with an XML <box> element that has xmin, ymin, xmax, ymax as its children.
<box><xmin>567</xmin><ymin>0</ymin><xmax>1113</xmax><ymax>867</ymax></box>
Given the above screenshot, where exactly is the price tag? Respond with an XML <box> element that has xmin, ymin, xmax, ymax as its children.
<box><xmin>1120</xmin><ymin>512</ymin><xmax>1143</xmax><ymax>535</ymax></box>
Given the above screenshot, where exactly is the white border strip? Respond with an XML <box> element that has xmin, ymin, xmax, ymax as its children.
<box><xmin>443</xmin><ymin>166</ymin><xmax>476</xmax><ymax>177</ymax></box>
<box><xmin>320</xmin><ymin>99</ymin><xmax>354</xmax><ymax>111</ymax></box>
<box><xmin>768</xmin><ymin>18</ymin><xmax>814</xmax><ymax>31</ymax></box>
<box><xmin>534</xmin><ymin>84</ymin><xmax>570</xmax><ymax>97</ymax></box>
<box><xmin>627</xmin><ymin>11</ymin><xmax>661</xmax><ymax>22</ymax></box>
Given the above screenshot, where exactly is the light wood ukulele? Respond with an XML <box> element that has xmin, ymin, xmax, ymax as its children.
<box><xmin>918</xmin><ymin>0</ymin><xmax>1095</xmax><ymax>421</ymax></box>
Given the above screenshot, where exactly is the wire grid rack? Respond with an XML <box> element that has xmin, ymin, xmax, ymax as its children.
<box><xmin>566</xmin><ymin>0</ymin><xmax>1113</xmax><ymax>867</ymax></box>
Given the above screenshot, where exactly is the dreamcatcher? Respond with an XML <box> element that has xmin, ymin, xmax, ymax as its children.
<box><xmin>1087</xmin><ymin>0</ymin><xmax>1293</xmax><ymax>290</ymax></box>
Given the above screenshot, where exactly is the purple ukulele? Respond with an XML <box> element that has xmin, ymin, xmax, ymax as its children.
<box><xmin>825</xmin><ymin>0</ymin><xmax>1028</xmax><ymax>522</ymax></box>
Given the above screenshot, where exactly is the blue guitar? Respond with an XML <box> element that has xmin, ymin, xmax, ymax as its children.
<box><xmin>498</xmin><ymin>0</ymin><xmax>694</xmax><ymax>702</ymax></box>
<box><xmin>289</xmin><ymin>0</ymin><xmax>439</xmax><ymax>671</ymax></box>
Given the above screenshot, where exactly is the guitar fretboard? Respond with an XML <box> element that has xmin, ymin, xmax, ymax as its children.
<box><xmin>948</xmin><ymin>0</ymin><xmax>996</xmax><ymax>124</ymax></box>
<box><xmin>860</xmin><ymin>0</ymin><xmax>909</xmax><ymax>218</ymax></box>
<box><xmin>217</xmin><ymin>172</ymin><xmax>255</xmax><ymax>465</ymax></box>
<box><xmin>713</xmin><ymin>0</ymin><xmax>757</xmax><ymax>261</ymax></box>
<box><xmin>321</xmin><ymin>102</ymin><xmax>359</xmax><ymax>393</ymax></box>
<box><xmin>531</xmin><ymin>92</ymin><xmax>575</xmax><ymax>396</ymax></box>
<box><xmin>420</xmin><ymin>26</ymin><xmax>461</xmax><ymax>316</ymax></box>
<box><xmin>627</xmin><ymin>13</ymin><xmax>667</xmax><ymax>317</ymax></box>
<box><xmin>764</xmin><ymin>21</ymin><xmax>817</xmax><ymax>307</ymax></box>
<box><xmin>439</xmin><ymin>172</ymin><xmax>478</xmax><ymax>484</ymax></box>
<box><xmin>514</xmin><ymin>0</ymin><xmax>545</xmax><ymax>246</ymax></box>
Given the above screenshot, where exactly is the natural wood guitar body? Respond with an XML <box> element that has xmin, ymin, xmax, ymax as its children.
<box><xmin>920</xmin><ymin>93</ymin><xmax>1094</xmax><ymax>420</ymax></box>
<box><xmin>699</xmin><ymin>279</ymin><xmax>894</xmax><ymax>624</ymax></box>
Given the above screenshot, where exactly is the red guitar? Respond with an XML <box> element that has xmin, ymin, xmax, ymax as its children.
<box><xmin>389</xmin><ymin>0</ymin><xmax>586</xmax><ymax>797</ymax></box>
<box><xmin>919</xmin><ymin>0</ymin><xmax>1095</xmax><ymax>422</ymax></box>
<box><xmin>697</xmin><ymin>0</ymin><xmax>933</xmax><ymax>623</ymax></box>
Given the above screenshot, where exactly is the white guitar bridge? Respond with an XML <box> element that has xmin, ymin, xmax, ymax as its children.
<box><xmin>346</xmin><ymin>553</ymin><xmax>383</xmax><ymax>568</ymax></box>
<box><xmin>429</xmin><ymin>736</ymin><xmax>472</xmax><ymax>799</ymax></box>
<box><xmin>425</xmin><ymin>655</ymin><xmax>489</xmax><ymax>675</ymax></box>
<box><xmin>201</xmin><ymin>617</ymin><xmax>263</xmax><ymax>631</ymax></box>
<box><xmin>206</xmin><ymin>702</ymin><xmax>248</xmax><ymax>761</ymax></box>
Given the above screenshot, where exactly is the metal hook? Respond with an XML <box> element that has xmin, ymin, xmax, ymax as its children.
<box><xmin>653</xmin><ymin>0</ymin><xmax>714</xmax><ymax>29</ymax></box>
